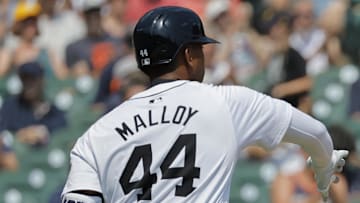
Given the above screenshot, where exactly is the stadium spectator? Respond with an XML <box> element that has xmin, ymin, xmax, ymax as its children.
<box><xmin>317</xmin><ymin>0</ymin><xmax>348</xmax><ymax>47</ymax></box>
<box><xmin>308</xmin><ymin>34</ymin><xmax>360</xmax><ymax>125</ymax></box>
<box><xmin>0</xmin><ymin>62</ymin><xmax>67</xmax><ymax>145</ymax></box>
<box><xmin>271</xmin><ymin>125</ymin><xmax>360</xmax><ymax>203</ymax></box>
<box><xmin>96</xmin><ymin>70</ymin><xmax>149</xmax><ymax>114</ymax></box>
<box><xmin>268</xmin><ymin>0</ymin><xmax>291</xmax><ymax>12</ymax></box>
<box><xmin>0</xmin><ymin>134</ymin><xmax>18</xmax><ymax>171</ymax></box>
<box><xmin>93</xmin><ymin>33</ymin><xmax>137</xmax><ymax>111</ymax></box>
<box><xmin>121</xmin><ymin>71</ymin><xmax>149</xmax><ymax>99</ymax></box>
<box><xmin>329</xmin><ymin>125</ymin><xmax>360</xmax><ymax>198</ymax></box>
<box><xmin>229</xmin><ymin>2</ymin><xmax>265</xmax><ymax>83</ymax></box>
<box><xmin>65</xmin><ymin>0</ymin><xmax>121</xmax><ymax>77</ymax></box>
<box><xmin>203</xmin><ymin>0</ymin><xmax>233</xmax><ymax>84</ymax></box>
<box><xmin>342</xmin><ymin>0</ymin><xmax>360</xmax><ymax>66</ymax></box>
<box><xmin>270</xmin><ymin>144</ymin><xmax>321</xmax><ymax>203</ymax></box>
<box><xmin>252</xmin><ymin>0</ymin><xmax>291</xmax><ymax>34</ymax></box>
<box><xmin>0</xmin><ymin>1</ymin><xmax>68</xmax><ymax>79</ymax></box>
<box><xmin>123</xmin><ymin>0</ymin><xmax>207</xmax><ymax>24</ymax></box>
<box><xmin>0</xmin><ymin>2</ymin><xmax>8</xmax><ymax>47</ymax></box>
<box><xmin>205</xmin><ymin>0</ymin><xmax>232</xmax><ymax>61</ymax></box>
<box><xmin>37</xmin><ymin>0</ymin><xmax>86</xmax><ymax>60</ymax></box>
<box><xmin>202</xmin><ymin>43</ymin><xmax>231</xmax><ymax>85</ymax></box>
<box><xmin>102</xmin><ymin>0</ymin><xmax>127</xmax><ymax>40</ymax></box>
<box><xmin>111</xmin><ymin>33</ymin><xmax>138</xmax><ymax>81</ymax></box>
<box><xmin>290</xmin><ymin>0</ymin><xmax>327</xmax><ymax>77</ymax></box>
<box><xmin>0</xmin><ymin>2</ymin><xmax>9</xmax><ymax>70</ymax></box>
<box><xmin>93</xmin><ymin>37</ymin><xmax>148</xmax><ymax>113</ymax></box>
<box><xmin>312</xmin><ymin>0</ymin><xmax>333</xmax><ymax>17</ymax></box>
<box><xmin>261</xmin><ymin>11</ymin><xmax>311</xmax><ymax>108</ymax></box>
<box><xmin>123</xmin><ymin>0</ymin><xmax>179</xmax><ymax>24</ymax></box>
<box><xmin>325</xmin><ymin>37</ymin><xmax>351</xmax><ymax>70</ymax></box>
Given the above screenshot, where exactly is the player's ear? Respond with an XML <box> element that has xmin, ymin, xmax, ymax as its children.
<box><xmin>184</xmin><ymin>46</ymin><xmax>194</xmax><ymax>67</ymax></box>
<box><xmin>181</xmin><ymin>47</ymin><xmax>195</xmax><ymax>79</ymax></box>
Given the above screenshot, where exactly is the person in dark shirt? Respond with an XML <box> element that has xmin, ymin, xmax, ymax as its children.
<box><xmin>261</xmin><ymin>11</ymin><xmax>310</xmax><ymax>108</ymax></box>
<box><xmin>93</xmin><ymin>33</ymin><xmax>137</xmax><ymax>111</ymax></box>
<box><xmin>65</xmin><ymin>1</ymin><xmax>122</xmax><ymax>77</ymax></box>
<box><xmin>0</xmin><ymin>62</ymin><xmax>67</xmax><ymax>145</ymax></box>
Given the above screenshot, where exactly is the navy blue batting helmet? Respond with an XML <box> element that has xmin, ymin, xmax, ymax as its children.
<box><xmin>133</xmin><ymin>6</ymin><xmax>218</xmax><ymax>75</ymax></box>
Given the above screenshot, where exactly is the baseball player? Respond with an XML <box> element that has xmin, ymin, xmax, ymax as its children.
<box><xmin>62</xmin><ymin>6</ymin><xmax>348</xmax><ymax>203</ymax></box>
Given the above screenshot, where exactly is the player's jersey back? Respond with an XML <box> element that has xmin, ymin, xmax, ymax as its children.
<box><xmin>62</xmin><ymin>80</ymin><xmax>292</xmax><ymax>203</ymax></box>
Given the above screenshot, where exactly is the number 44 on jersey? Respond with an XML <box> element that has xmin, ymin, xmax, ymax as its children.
<box><xmin>119</xmin><ymin>134</ymin><xmax>200</xmax><ymax>201</ymax></box>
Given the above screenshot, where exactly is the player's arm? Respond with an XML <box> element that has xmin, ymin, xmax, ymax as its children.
<box><xmin>282</xmin><ymin>107</ymin><xmax>333</xmax><ymax>170</ymax></box>
<box><xmin>62</xmin><ymin>130</ymin><xmax>104</xmax><ymax>202</ymax></box>
<box><xmin>217</xmin><ymin>85</ymin><xmax>348</xmax><ymax>201</ymax></box>
<box><xmin>281</xmin><ymin>107</ymin><xmax>348</xmax><ymax>201</ymax></box>
<box><xmin>62</xmin><ymin>190</ymin><xmax>103</xmax><ymax>203</ymax></box>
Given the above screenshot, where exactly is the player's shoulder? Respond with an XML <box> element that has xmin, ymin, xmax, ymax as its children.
<box><xmin>169</xmin><ymin>80</ymin><xmax>228</xmax><ymax>97</ymax></box>
<box><xmin>187</xmin><ymin>81</ymin><xmax>258</xmax><ymax>97</ymax></box>
<box><xmin>185</xmin><ymin>82</ymin><xmax>266</xmax><ymax>109</ymax></box>
<box><xmin>181</xmin><ymin>80</ymin><xmax>236</xmax><ymax>92</ymax></box>
<box><xmin>158</xmin><ymin>80</ymin><xmax>262</xmax><ymax>103</ymax></box>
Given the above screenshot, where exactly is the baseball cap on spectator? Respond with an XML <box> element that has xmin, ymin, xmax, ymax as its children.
<box><xmin>205</xmin><ymin>0</ymin><xmax>230</xmax><ymax>21</ymax></box>
<box><xmin>18</xmin><ymin>62</ymin><xmax>44</xmax><ymax>77</ymax></box>
<box><xmin>82</xmin><ymin>0</ymin><xmax>104</xmax><ymax>12</ymax></box>
<box><xmin>13</xmin><ymin>1</ymin><xmax>41</xmax><ymax>23</ymax></box>
<box><xmin>12</xmin><ymin>1</ymin><xmax>41</xmax><ymax>36</ymax></box>
<box><xmin>258</xmin><ymin>9</ymin><xmax>292</xmax><ymax>34</ymax></box>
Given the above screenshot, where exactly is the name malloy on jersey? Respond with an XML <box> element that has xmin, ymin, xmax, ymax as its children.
<box><xmin>115</xmin><ymin>105</ymin><xmax>199</xmax><ymax>141</ymax></box>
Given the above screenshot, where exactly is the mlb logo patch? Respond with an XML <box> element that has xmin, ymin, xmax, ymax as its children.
<box><xmin>141</xmin><ymin>58</ymin><xmax>151</xmax><ymax>66</ymax></box>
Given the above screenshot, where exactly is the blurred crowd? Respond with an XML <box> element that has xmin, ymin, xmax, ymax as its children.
<box><xmin>0</xmin><ymin>0</ymin><xmax>360</xmax><ymax>202</ymax></box>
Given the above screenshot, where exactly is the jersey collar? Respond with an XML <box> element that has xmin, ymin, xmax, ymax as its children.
<box><xmin>149</xmin><ymin>78</ymin><xmax>179</xmax><ymax>88</ymax></box>
<box><xmin>129</xmin><ymin>80</ymin><xmax>187</xmax><ymax>100</ymax></box>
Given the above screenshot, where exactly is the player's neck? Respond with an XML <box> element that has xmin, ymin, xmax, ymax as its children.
<box><xmin>149</xmin><ymin>78</ymin><xmax>179</xmax><ymax>87</ymax></box>
<box><xmin>150</xmin><ymin>74</ymin><xmax>182</xmax><ymax>87</ymax></box>
<box><xmin>151</xmin><ymin>66</ymin><xmax>189</xmax><ymax>82</ymax></box>
<box><xmin>152</xmin><ymin>74</ymin><xmax>181</xmax><ymax>81</ymax></box>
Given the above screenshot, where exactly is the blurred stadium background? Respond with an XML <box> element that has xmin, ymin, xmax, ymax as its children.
<box><xmin>1</xmin><ymin>0</ymin><xmax>360</xmax><ymax>202</ymax></box>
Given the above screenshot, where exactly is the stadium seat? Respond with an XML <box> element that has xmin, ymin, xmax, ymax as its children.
<box><xmin>230</xmin><ymin>159</ymin><xmax>271</xmax><ymax>203</ymax></box>
<box><xmin>311</xmin><ymin>67</ymin><xmax>354</xmax><ymax>125</ymax></box>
